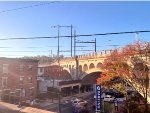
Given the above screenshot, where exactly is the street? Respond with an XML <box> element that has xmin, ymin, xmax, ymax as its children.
<box><xmin>45</xmin><ymin>102</ymin><xmax>95</xmax><ymax>113</ymax></box>
<box><xmin>42</xmin><ymin>93</ymin><xmax>125</xmax><ymax>113</ymax></box>
<box><xmin>42</xmin><ymin>94</ymin><xmax>97</xmax><ymax>113</ymax></box>
<box><xmin>44</xmin><ymin>103</ymin><xmax>72</xmax><ymax>113</ymax></box>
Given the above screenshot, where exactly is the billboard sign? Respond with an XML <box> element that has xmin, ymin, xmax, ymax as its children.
<box><xmin>95</xmin><ymin>85</ymin><xmax>101</xmax><ymax>111</ymax></box>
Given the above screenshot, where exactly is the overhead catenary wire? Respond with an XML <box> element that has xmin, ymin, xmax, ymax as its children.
<box><xmin>0</xmin><ymin>36</ymin><xmax>58</xmax><ymax>40</ymax></box>
<box><xmin>0</xmin><ymin>30</ymin><xmax>150</xmax><ymax>40</ymax></box>
<box><xmin>0</xmin><ymin>45</ymin><xmax>122</xmax><ymax>49</ymax></box>
<box><xmin>0</xmin><ymin>51</ymin><xmax>49</xmax><ymax>52</ymax></box>
<box><xmin>0</xmin><ymin>54</ymin><xmax>36</xmax><ymax>57</ymax></box>
<box><xmin>0</xmin><ymin>30</ymin><xmax>149</xmax><ymax>57</ymax></box>
<box><xmin>76</xmin><ymin>30</ymin><xmax>150</xmax><ymax>37</ymax></box>
<box><xmin>0</xmin><ymin>1</ymin><xmax>62</xmax><ymax>14</ymax></box>
<box><xmin>76</xmin><ymin>50</ymin><xmax>93</xmax><ymax>51</ymax></box>
<box><xmin>0</xmin><ymin>46</ymin><xmax>64</xmax><ymax>48</ymax></box>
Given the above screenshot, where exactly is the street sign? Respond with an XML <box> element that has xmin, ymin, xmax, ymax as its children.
<box><xmin>95</xmin><ymin>85</ymin><xmax>101</xmax><ymax>111</ymax></box>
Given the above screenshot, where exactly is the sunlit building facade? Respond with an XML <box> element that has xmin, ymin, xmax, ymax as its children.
<box><xmin>0</xmin><ymin>57</ymin><xmax>38</xmax><ymax>103</ymax></box>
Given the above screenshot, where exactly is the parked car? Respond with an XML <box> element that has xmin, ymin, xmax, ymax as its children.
<box><xmin>76</xmin><ymin>100</ymin><xmax>87</xmax><ymax>109</ymax></box>
<box><xmin>115</xmin><ymin>97</ymin><xmax>126</xmax><ymax>102</ymax></box>
<box><xmin>71</xmin><ymin>97</ymin><xmax>79</xmax><ymax>103</ymax></box>
<box><xmin>72</xmin><ymin>98</ymin><xmax>81</xmax><ymax>106</ymax></box>
<box><xmin>72</xmin><ymin>97</ymin><xmax>87</xmax><ymax>105</ymax></box>
<box><xmin>114</xmin><ymin>92</ymin><xmax>124</xmax><ymax>98</ymax></box>
<box><xmin>105</xmin><ymin>88</ymin><xmax>119</xmax><ymax>96</ymax></box>
<box><xmin>72</xmin><ymin>99</ymin><xmax>87</xmax><ymax>113</ymax></box>
<box><xmin>103</xmin><ymin>95</ymin><xmax>115</xmax><ymax>102</ymax></box>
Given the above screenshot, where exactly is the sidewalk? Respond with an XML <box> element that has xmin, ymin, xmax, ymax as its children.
<box><xmin>0</xmin><ymin>101</ymin><xmax>56</xmax><ymax>113</ymax></box>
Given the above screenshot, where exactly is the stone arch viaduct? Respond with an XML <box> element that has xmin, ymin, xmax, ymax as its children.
<box><xmin>48</xmin><ymin>50</ymin><xmax>150</xmax><ymax>103</ymax></box>
<box><xmin>59</xmin><ymin>52</ymin><xmax>107</xmax><ymax>80</ymax></box>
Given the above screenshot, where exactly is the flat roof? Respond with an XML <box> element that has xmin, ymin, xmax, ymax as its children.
<box><xmin>0</xmin><ymin>57</ymin><xmax>39</xmax><ymax>62</ymax></box>
<box><xmin>59</xmin><ymin>80</ymin><xmax>81</xmax><ymax>86</ymax></box>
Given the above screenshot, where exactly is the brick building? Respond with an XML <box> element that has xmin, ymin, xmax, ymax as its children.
<box><xmin>0</xmin><ymin>57</ymin><xmax>38</xmax><ymax>103</ymax></box>
<box><xmin>37</xmin><ymin>65</ymin><xmax>72</xmax><ymax>93</ymax></box>
<box><xmin>37</xmin><ymin>65</ymin><xmax>94</xmax><ymax>98</ymax></box>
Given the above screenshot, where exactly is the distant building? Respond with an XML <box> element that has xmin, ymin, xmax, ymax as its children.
<box><xmin>0</xmin><ymin>57</ymin><xmax>38</xmax><ymax>103</ymax></box>
<box><xmin>37</xmin><ymin>65</ymin><xmax>94</xmax><ymax>97</ymax></box>
<box><xmin>37</xmin><ymin>65</ymin><xmax>72</xmax><ymax>94</ymax></box>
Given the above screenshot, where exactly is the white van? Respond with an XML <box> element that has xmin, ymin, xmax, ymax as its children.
<box><xmin>103</xmin><ymin>95</ymin><xmax>115</xmax><ymax>102</ymax></box>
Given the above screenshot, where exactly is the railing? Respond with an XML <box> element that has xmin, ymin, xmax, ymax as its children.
<box><xmin>60</xmin><ymin>50</ymin><xmax>113</xmax><ymax>61</ymax></box>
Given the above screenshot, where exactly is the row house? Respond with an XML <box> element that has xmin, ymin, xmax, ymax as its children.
<box><xmin>0</xmin><ymin>57</ymin><xmax>38</xmax><ymax>103</ymax></box>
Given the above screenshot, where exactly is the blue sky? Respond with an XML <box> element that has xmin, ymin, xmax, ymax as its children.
<box><xmin>0</xmin><ymin>1</ymin><xmax>150</xmax><ymax>57</ymax></box>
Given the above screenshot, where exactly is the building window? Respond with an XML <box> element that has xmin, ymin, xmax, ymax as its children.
<box><xmin>3</xmin><ymin>89</ymin><xmax>10</xmax><ymax>97</ymax></box>
<box><xmin>45</xmin><ymin>69</ymin><xmax>48</xmax><ymax>72</ymax></box>
<box><xmin>15</xmin><ymin>89</ymin><xmax>20</xmax><ymax>97</ymax></box>
<box><xmin>20</xmin><ymin>64</ymin><xmax>24</xmax><ymax>72</ymax></box>
<box><xmin>28</xmin><ymin>65</ymin><xmax>32</xmax><ymax>72</ymax></box>
<box><xmin>40</xmin><ymin>68</ymin><xmax>43</xmax><ymax>72</ymax></box>
<box><xmin>2</xmin><ymin>77</ymin><xmax>7</xmax><ymax>87</ymax></box>
<box><xmin>19</xmin><ymin>77</ymin><xmax>24</xmax><ymax>84</ymax></box>
<box><xmin>28</xmin><ymin>77</ymin><xmax>32</xmax><ymax>83</ymax></box>
<box><xmin>21</xmin><ymin>88</ymin><xmax>26</xmax><ymax>97</ymax></box>
<box><xmin>3</xmin><ymin>64</ymin><xmax>9</xmax><ymax>74</ymax></box>
<box><xmin>29</xmin><ymin>88</ymin><xmax>34</xmax><ymax>96</ymax></box>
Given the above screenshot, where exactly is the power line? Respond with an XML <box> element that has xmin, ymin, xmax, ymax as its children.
<box><xmin>0</xmin><ymin>54</ymin><xmax>32</xmax><ymax>57</ymax></box>
<box><xmin>0</xmin><ymin>36</ymin><xmax>57</xmax><ymax>40</ymax></box>
<box><xmin>0</xmin><ymin>1</ymin><xmax>62</xmax><ymax>14</ymax></box>
<box><xmin>76</xmin><ymin>30</ymin><xmax>150</xmax><ymax>37</ymax></box>
<box><xmin>76</xmin><ymin>50</ymin><xmax>93</xmax><ymax>51</ymax></box>
<box><xmin>0</xmin><ymin>30</ymin><xmax>150</xmax><ymax>40</ymax></box>
<box><xmin>59</xmin><ymin>50</ymin><xmax>70</xmax><ymax>52</ymax></box>
<box><xmin>0</xmin><ymin>45</ymin><xmax>123</xmax><ymax>49</ymax></box>
<box><xmin>0</xmin><ymin>51</ymin><xmax>49</xmax><ymax>52</ymax></box>
<box><xmin>76</xmin><ymin>41</ymin><xmax>95</xmax><ymax>43</ymax></box>
<box><xmin>0</xmin><ymin>46</ymin><xmax>63</xmax><ymax>48</ymax></box>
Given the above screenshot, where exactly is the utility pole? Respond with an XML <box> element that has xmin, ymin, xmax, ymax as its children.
<box><xmin>58</xmin><ymin>92</ymin><xmax>61</xmax><ymax>113</ymax></box>
<box><xmin>58</xmin><ymin>26</ymin><xmax>60</xmax><ymax>64</ymax></box>
<box><xmin>50</xmin><ymin>50</ymin><xmax>52</xmax><ymax>57</ymax></box>
<box><xmin>74</xmin><ymin>30</ymin><xmax>76</xmax><ymax>57</ymax></box>
<box><xmin>51</xmin><ymin>25</ymin><xmax>74</xmax><ymax>58</ymax></box>
<box><xmin>49</xmin><ymin>50</ymin><xmax>53</xmax><ymax>58</ymax></box>
<box><xmin>49</xmin><ymin>92</ymin><xmax>61</xmax><ymax>113</ymax></box>
<box><xmin>95</xmin><ymin>38</ymin><xmax>97</xmax><ymax>52</ymax></box>
<box><xmin>71</xmin><ymin>25</ymin><xmax>73</xmax><ymax>57</ymax></box>
<box><xmin>51</xmin><ymin>25</ymin><xmax>60</xmax><ymax>64</ymax></box>
<box><xmin>53</xmin><ymin>25</ymin><xmax>73</xmax><ymax>57</ymax></box>
<box><xmin>75</xmin><ymin>56</ymin><xmax>79</xmax><ymax>80</ymax></box>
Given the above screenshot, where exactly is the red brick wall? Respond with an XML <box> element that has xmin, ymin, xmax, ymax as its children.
<box><xmin>43</xmin><ymin>65</ymin><xmax>71</xmax><ymax>80</ymax></box>
<box><xmin>44</xmin><ymin>65</ymin><xmax>60</xmax><ymax>79</ymax></box>
<box><xmin>0</xmin><ymin>58</ymin><xmax>38</xmax><ymax>100</ymax></box>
